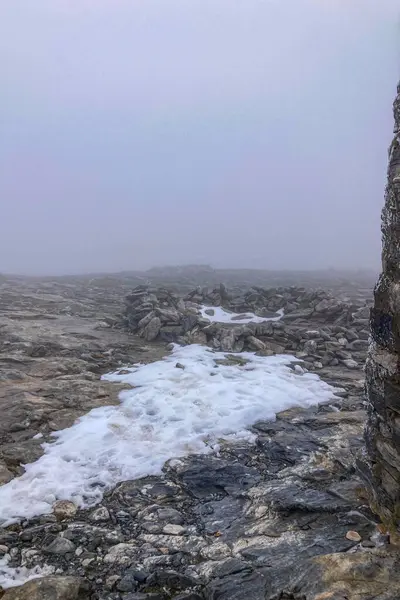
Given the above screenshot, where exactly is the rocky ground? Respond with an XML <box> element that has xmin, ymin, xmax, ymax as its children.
<box><xmin>1</xmin><ymin>269</ymin><xmax>399</xmax><ymax>600</ymax></box>
<box><xmin>0</xmin><ymin>278</ymin><xmax>167</xmax><ymax>485</ymax></box>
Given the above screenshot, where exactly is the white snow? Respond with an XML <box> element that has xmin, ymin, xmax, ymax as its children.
<box><xmin>0</xmin><ymin>344</ymin><xmax>338</xmax><ymax>530</ymax></box>
<box><xmin>200</xmin><ymin>305</ymin><xmax>284</xmax><ymax>324</ymax></box>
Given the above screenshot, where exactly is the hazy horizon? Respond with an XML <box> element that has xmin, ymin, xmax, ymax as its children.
<box><xmin>1</xmin><ymin>0</ymin><xmax>399</xmax><ymax>276</ymax></box>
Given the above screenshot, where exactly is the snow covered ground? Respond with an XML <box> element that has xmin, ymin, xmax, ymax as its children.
<box><xmin>200</xmin><ymin>305</ymin><xmax>284</xmax><ymax>323</ymax></box>
<box><xmin>0</xmin><ymin>556</ymin><xmax>54</xmax><ymax>590</ymax></box>
<box><xmin>0</xmin><ymin>344</ymin><xmax>338</xmax><ymax>531</ymax></box>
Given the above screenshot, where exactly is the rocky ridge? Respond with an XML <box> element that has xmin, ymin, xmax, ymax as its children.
<box><xmin>124</xmin><ymin>284</ymin><xmax>370</xmax><ymax>371</ymax></box>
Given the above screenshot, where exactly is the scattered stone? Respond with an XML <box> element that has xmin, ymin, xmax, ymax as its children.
<box><xmin>123</xmin><ymin>284</ymin><xmax>369</xmax><ymax>363</ymax></box>
<box><xmin>89</xmin><ymin>506</ymin><xmax>110</xmax><ymax>522</ymax></box>
<box><xmin>116</xmin><ymin>573</ymin><xmax>138</xmax><ymax>592</ymax></box>
<box><xmin>104</xmin><ymin>543</ymin><xmax>138</xmax><ymax>566</ymax></box>
<box><xmin>346</xmin><ymin>530</ymin><xmax>362</xmax><ymax>542</ymax></box>
<box><xmin>343</xmin><ymin>358</ymin><xmax>358</xmax><ymax>369</ymax></box>
<box><xmin>361</xmin><ymin>539</ymin><xmax>376</xmax><ymax>548</ymax></box>
<box><xmin>145</xmin><ymin>569</ymin><xmax>198</xmax><ymax>590</ymax></box>
<box><xmin>142</xmin><ymin>317</ymin><xmax>162</xmax><ymax>342</ymax></box>
<box><xmin>247</xmin><ymin>336</ymin><xmax>266</xmax><ymax>351</ymax></box>
<box><xmin>53</xmin><ymin>500</ymin><xmax>78</xmax><ymax>520</ymax></box>
<box><xmin>162</xmin><ymin>524</ymin><xmax>186</xmax><ymax>535</ymax></box>
<box><xmin>105</xmin><ymin>575</ymin><xmax>121</xmax><ymax>590</ymax></box>
<box><xmin>1</xmin><ymin>577</ymin><xmax>86</xmax><ymax>600</ymax></box>
<box><xmin>43</xmin><ymin>536</ymin><xmax>76</xmax><ymax>555</ymax></box>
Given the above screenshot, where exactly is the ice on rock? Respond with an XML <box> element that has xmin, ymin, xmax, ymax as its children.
<box><xmin>0</xmin><ymin>344</ymin><xmax>337</xmax><ymax>527</ymax></box>
<box><xmin>200</xmin><ymin>305</ymin><xmax>284</xmax><ymax>324</ymax></box>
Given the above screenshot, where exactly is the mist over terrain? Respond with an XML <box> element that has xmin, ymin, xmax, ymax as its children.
<box><xmin>0</xmin><ymin>0</ymin><xmax>399</xmax><ymax>275</ymax></box>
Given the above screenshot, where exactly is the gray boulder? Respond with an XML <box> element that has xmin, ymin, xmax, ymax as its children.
<box><xmin>142</xmin><ymin>317</ymin><xmax>161</xmax><ymax>341</ymax></box>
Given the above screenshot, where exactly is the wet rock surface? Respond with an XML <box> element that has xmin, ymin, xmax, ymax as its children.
<box><xmin>2</xmin><ymin>272</ymin><xmax>399</xmax><ymax>599</ymax></box>
<box><xmin>0</xmin><ymin>393</ymin><xmax>392</xmax><ymax>600</ymax></box>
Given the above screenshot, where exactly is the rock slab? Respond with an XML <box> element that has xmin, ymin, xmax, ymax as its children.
<box><xmin>361</xmin><ymin>81</ymin><xmax>400</xmax><ymax>534</ymax></box>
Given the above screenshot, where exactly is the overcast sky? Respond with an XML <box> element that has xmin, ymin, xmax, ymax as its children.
<box><xmin>0</xmin><ymin>0</ymin><xmax>399</xmax><ymax>275</ymax></box>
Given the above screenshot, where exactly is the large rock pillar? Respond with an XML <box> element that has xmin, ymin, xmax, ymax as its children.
<box><xmin>362</xmin><ymin>82</ymin><xmax>400</xmax><ymax>532</ymax></box>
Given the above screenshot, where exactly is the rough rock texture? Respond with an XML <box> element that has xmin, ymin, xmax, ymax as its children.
<box><xmin>0</xmin><ymin>279</ymin><xmax>167</xmax><ymax>480</ymax></box>
<box><xmin>0</xmin><ymin>393</ymin><xmax>390</xmax><ymax>600</ymax></box>
<box><xmin>361</xmin><ymin>82</ymin><xmax>400</xmax><ymax>534</ymax></box>
<box><xmin>124</xmin><ymin>285</ymin><xmax>371</xmax><ymax>370</ymax></box>
<box><xmin>1</xmin><ymin>577</ymin><xmax>87</xmax><ymax>600</ymax></box>
<box><xmin>6</xmin><ymin>273</ymin><xmax>400</xmax><ymax>599</ymax></box>
<box><xmin>185</xmin><ymin>284</ymin><xmax>353</xmax><ymax>322</ymax></box>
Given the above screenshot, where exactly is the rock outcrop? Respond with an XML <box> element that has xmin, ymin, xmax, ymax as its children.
<box><xmin>361</xmin><ymin>82</ymin><xmax>400</xmax><ymax>534</ymax></box>
<box><xmin>123</xmin><ymin>284</ymin><xmax>370</xmax><ymax>369</ymax></box>
<box><xmin>185</xmin><ymin>284</ymin><xmax>352</xmax><ymax>322</ymax></box>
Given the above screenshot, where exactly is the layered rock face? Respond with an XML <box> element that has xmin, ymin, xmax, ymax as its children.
<box><xmin>362</xmin><ymin>83</ymin><xmax>400</xmax><ymax>531</ymax></box>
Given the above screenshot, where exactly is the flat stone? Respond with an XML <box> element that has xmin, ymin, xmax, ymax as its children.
<box><xmin>346</xmin><ymin>530</ymin><xmax>362</xmax><ymax>542</ymax></box>
<box><xmin>343</xmin><ymin>358</ymin><xmax>358</xmax><ymax>369</ymax></box>
<box><xmin>43</xmin><ymin>536</ymin><xmax>76</xmax><ymax>555</ymax></box>
<box><xmin>162</xmin><ymin>523</ymin><xmax>186</xmax><ymax>535</ymax></box>
<box><xmin>104</xmin><ymin>543</ymin><xmax>138</xmax><ymax>566</ymax></box>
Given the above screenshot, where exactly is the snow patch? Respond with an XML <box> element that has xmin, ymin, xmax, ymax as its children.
<box><xmin>200</xmin><ymin>305</ymin><xmax>284</xmax><ymax>323</ymax></box>
<box><xmin>0</xmin><ymin>555</ymin><xmax>54</xmax><ymax>590</ymax></box>
<box><xmin>0</xmin><ymin>344</ymin><xmax>337</xmax><ymax>527</ymax></box>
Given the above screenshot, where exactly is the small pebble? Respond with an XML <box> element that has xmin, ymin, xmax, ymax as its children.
<box><xmin>43</xmin><ymin>536</ymin><xmax>76</xmax><ymax>555</ymax></box>
<box><xmin>346</xmin><ymin>530</ymin><xmax>362</xmax><ymax>542</ymax></box>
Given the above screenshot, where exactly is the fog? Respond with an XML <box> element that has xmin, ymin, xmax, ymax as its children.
<box><xmin>0</xmin><ymin>0</ymin><xmax>399</xmax><ymax>275</ymax></box>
